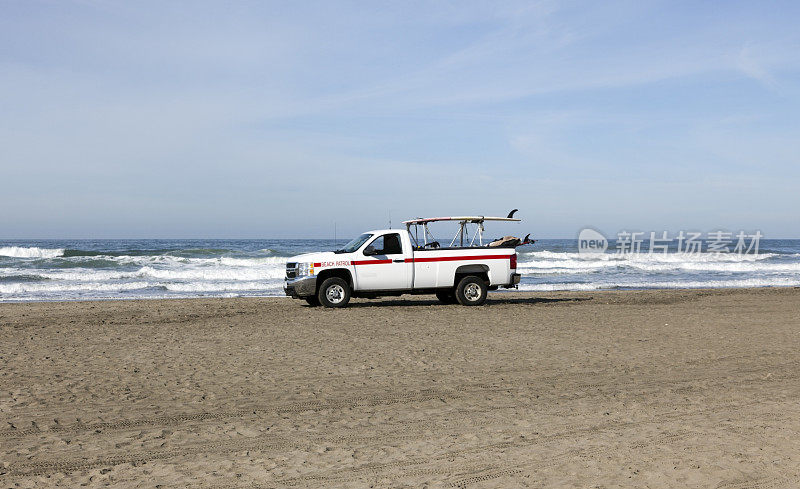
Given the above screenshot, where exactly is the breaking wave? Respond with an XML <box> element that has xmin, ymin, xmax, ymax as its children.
<box><xmin>517</xmin><ymin>277</ymin><xmax>800</xmax><ymax>291</ymax></box>
<box><xmin>0</xmin><ymin>246</ymin><xmax>64</xmax><ymax>259</ymax></box>
<box><xmin>514</xmin><ymin>246</ymin><xmax>800</xmax><ymax>293</ymax></box>
<box><xmin>0</xmin><ymin>274</ymin><xmax>49</xmax><ymax>283</ymax></box>
<box><xmin>59</xmin><ymin>248</ymin><xmax>297</xmax><ymax>259</ymax></box>
<box><xmin>516</xmin><ymin>251</ymin><xmax>799</xmax><ymax>274</ymax></box>
<box><xmin>0</xmin><ymin>281</ymin><xmax>154</xmax><ymax>295</ymax></box>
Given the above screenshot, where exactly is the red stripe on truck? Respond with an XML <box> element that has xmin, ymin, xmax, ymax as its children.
<box><xmin>315</xmin><ymin>255</ymin><xmax>513</xmax><ymax>267</ymax></box>
<box><xmin>350</xmin><ymin>259</ymin><xmax>393</xmax><ymax>265</ymax></box>
<box><xmin>405</xmin><ymin>255</ymin><xmax>512</xmax><ymax>263</ymax></box>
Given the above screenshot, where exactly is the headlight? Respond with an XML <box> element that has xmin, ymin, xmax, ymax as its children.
<box><xmin>297</xmin><ymin>262</ymin><xmax>315</xmax><ymax>276</ymax></box>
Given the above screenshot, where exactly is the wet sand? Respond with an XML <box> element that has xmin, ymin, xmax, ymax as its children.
<box><xmin>2</xmin><ymin>288</ymin><xmax>800</xmax><ymax>488</ymax></box>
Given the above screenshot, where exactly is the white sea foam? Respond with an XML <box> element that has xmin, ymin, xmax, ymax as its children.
<box><xmin>0</xmin><ymin>281</ymin><xmax>153</xmax><ymax>295</ymax></box>
<box><xmin>516</xmin><ymin>251</ymin><xmax>791</xmax><ymax>275</ymax></box>
<box><xmin>0</xmin><ymin>279</ymin><xmax>283</xmax><ymax>296</ymax></box>
<box><xmin>517</xmin><ymin>260</ymin><xmax>800</xmax><ymax>274</ymax></box>
<box><xmin>218</xmin><ymin>256</ymin><xmax>288</xmax><ymax>267</ymax></box>
<box><xmin>134</xmin><ymin>266</ymin><xmax>284</xmax><ymax>281</ymax></box>
<box><xmin>163</xmin><ymin>281</ymin><xmax>273</xmax><ymax>292</ymax></box>
<box><xmin>0</xmin><ymin>246</ymin><xmax>64</xmax><ymax>259</ymax></box>
<box><xmin>61</xmin><ymin>254</ymin><xmax>289</xmax><ymax>268</ymax></box>
<box><xmin>519</xmin><ymin>250</ymin><xmax>775</xmax><ymax>262</ymax></box>
<box><xmin>517</xmin><ymin>277</ymin><xmax>800</xmax><ymax>291</ymax></box>
<box><xmin>0</xmin><ymin>262</ymin><xmax>286</xmax><ymax>283</ymax></box>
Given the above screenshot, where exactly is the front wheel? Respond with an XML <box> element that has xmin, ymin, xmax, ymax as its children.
<box><xmin>317</xmin><ymin>277</ymin><xmax>351</xmax><ymax>308</ymax></box>
<box><xmin>455</xmin><ymin>275</ymin><xmax>488</xmax><ymax>306</ymax></box>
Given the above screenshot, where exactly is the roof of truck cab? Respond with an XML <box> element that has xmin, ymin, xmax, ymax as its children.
<box><xmin>402</xmin><ymin>216</ymin><xmax>521</xmax><ymax>225</ymax></box>
<box><xmin>363</xmin><ymin>229</ymin><xmax>399</xmax><ymax>235</ymax></box>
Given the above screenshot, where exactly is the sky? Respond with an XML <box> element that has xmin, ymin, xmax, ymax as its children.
<box><xmin>1</xmin><ymin>1</ymin><xmax>799</xmax><ymax>239</ymax></box>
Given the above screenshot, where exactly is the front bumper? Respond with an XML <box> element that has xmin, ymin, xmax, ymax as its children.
<box><xmin>284</xmin><ymin>275</ymin><xmax>317</xmax><ymax>298</ymax></box>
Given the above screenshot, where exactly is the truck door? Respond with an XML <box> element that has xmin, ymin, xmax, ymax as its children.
<box><xmin>354</xmin><ymin>232</ymin><xmax>412</xmax><ymax>290</ymax></box>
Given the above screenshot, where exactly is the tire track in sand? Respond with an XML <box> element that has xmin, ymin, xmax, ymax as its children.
<box><xmin>3</xmin><ymin>360</ymin><xmax>794</xmax><ymax>441</ymax></box>
<box><xmin>2</xmin><ymin>434</ymin><xmax>290</xmax><ymax>477</ymax></box>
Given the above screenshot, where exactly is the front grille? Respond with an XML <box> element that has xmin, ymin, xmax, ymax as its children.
<box><xmin>286</xmin><ymin>263</ymin><xmax>297</xmax><ymax>279</ymax></box>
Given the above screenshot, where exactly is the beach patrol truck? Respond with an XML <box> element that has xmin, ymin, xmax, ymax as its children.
<box><xmin>284</xmin><ymin>214</ymin><xmax>531</xmax><ymax>308</ymax></box>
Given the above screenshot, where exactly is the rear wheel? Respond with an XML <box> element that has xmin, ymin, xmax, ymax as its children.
<box><xmin>435</xmin><ymin>289</ymin><xmax>457</xmax><ymax>304</ymax></box>
<box><xmin>318</xmin><ymin>277</ymin><xmax>351</xmax><ymax>308</ymax></box>
<box><xmin>455</xmin><ymin>275</ymin><xmax>488</xmax><ymax>306</ymax></box>
<box><xmin>304</xmin><ymin>296</ymin><xmax>320</xmax><ymax>307</ymax></box>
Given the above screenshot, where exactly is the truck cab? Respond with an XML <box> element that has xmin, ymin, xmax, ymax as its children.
<box><xmin>285</xmin><ymin>215</ymin><xmax>528</xmax><ymax>308</ymax></box>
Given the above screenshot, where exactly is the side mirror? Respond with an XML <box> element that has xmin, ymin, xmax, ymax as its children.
<box><xmin>363</xmin><ymin>245</ymin><xmax>377</xmax><ymax>255</ymax></box>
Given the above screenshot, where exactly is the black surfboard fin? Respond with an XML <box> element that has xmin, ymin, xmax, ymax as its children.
<box><xmin>507</xmin><ymin>209</ymin><xmax>518</xmax><ymax>219</ymax></box>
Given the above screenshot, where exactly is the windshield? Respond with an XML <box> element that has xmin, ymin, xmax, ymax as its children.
<box><xmin>335</xmin><ymin>233</ymin><xmax>373</xmax><ymax>253</ymax></box>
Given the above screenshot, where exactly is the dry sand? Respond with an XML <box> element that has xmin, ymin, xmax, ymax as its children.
<box><xmin>2</xmin><ymin>288</ymin><xmax>800</xmax><ymax>488</ymax></box>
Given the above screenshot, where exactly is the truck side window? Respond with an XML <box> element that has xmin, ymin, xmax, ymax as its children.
<box><xmin>366</xmin><ymin>233</ymin><xmax>403</xmax><ymax>255</ymax></box>
<box><xmin>383</xmin><ymin>233</ymin><xmax>403</xmax><ymax>254</ymax></box>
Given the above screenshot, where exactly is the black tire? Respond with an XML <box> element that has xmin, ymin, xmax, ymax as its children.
<box><xmin>304</xmin><ymin>296</ymin><xmax>321</xmax><ymax>307</ymax></box>
<box><xmin>435</xmin><ymin>289</ymin><xmax>457</xmax><ymax>304</ymax></box>
<box><xmin>317</xmin><ymin>277</ymin><xmax>351</xmax><ymax>308</ymax></box>
<box><xmin>455</xmin><ymin>275</ymin><xmax>488</xmax><ymax>306</ymax></box>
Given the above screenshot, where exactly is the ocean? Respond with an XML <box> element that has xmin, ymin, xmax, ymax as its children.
<box><xmin>1</xmin><ymin>238</ymin><xmax>799</xmax><ymax>302</ymax></box>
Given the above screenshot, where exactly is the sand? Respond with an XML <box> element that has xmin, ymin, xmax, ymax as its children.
<box><xmin>2</xmin><ymin>288</ymin><xmax>800</xmax><ymax>488</ymax></box>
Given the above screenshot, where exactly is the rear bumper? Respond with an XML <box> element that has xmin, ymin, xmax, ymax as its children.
<box><xmin>501</xmin><ymin>273</ymin><xmax>521</xmax><ymax>289</ymax></box>
<box><xmin>284</xmin><ymin>275</ymin><xmax>317</xmax><ymax>298</ymax></box>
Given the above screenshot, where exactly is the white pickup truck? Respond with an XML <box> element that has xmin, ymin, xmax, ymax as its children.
<box><xmin>284</xmin><ymin>215</ymin><xmax>528</xmax><ymax>307</ymax></box>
